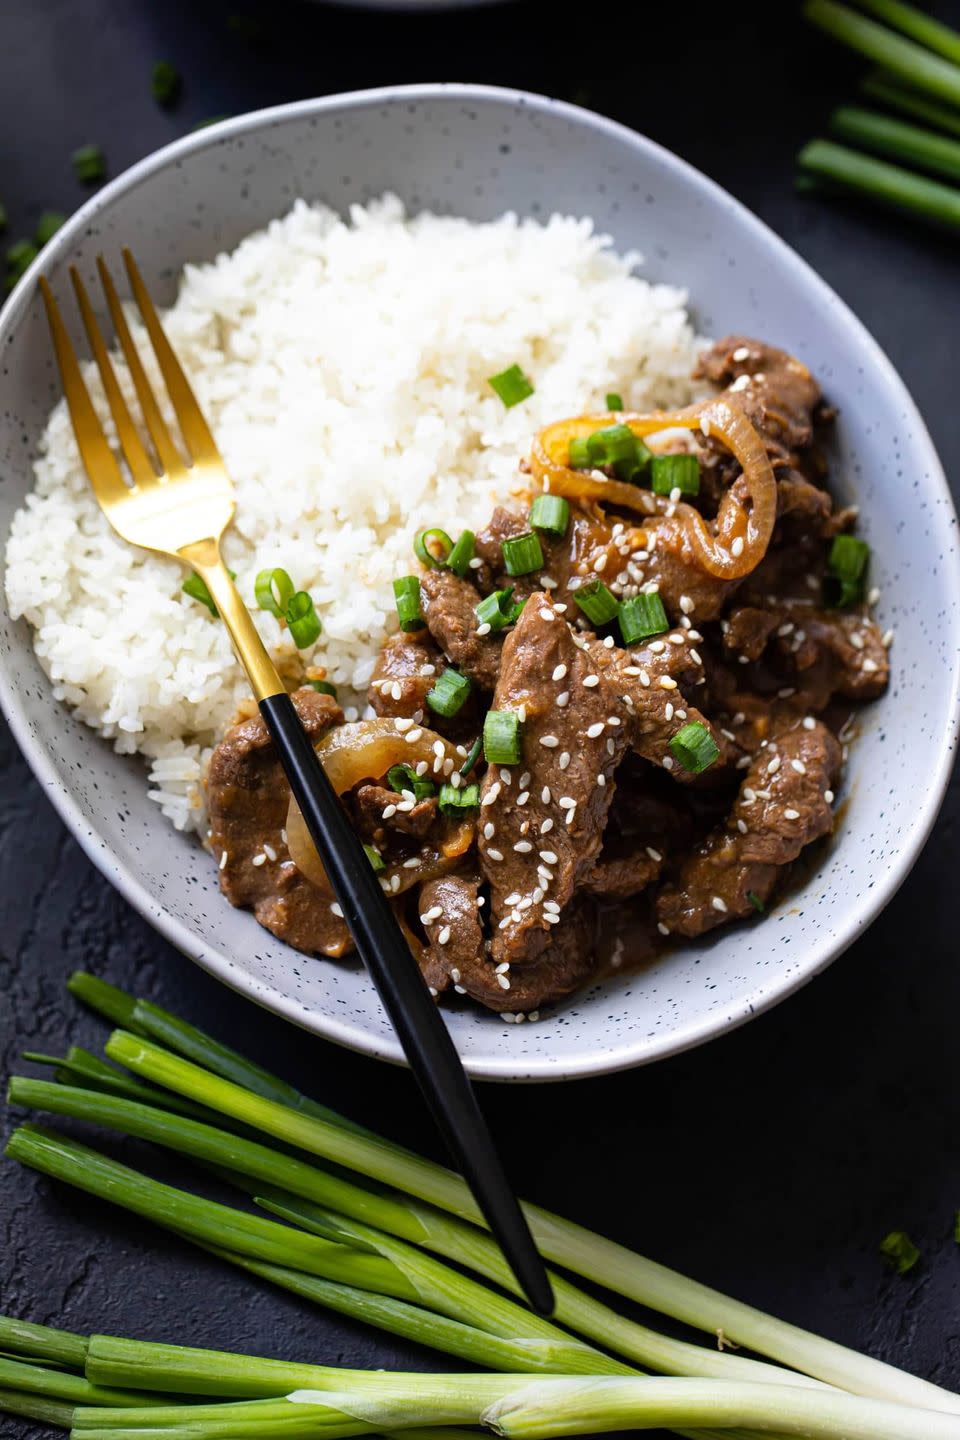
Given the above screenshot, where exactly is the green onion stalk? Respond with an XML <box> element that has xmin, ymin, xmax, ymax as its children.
<box><xmin>44</xmin><ymin>973</ymin><xmax>960</xmax><ymax>1415</ymax></box>
<box><xmin>797</xmin><ymin>139</ymin><xmax>960</xmax><ymax>231</ymax></box>
<box><xmin>861</xmin><ymin>71</ymin><xmax>960</xmax><ymax>139</ymax></box>
<box><xmin>829</xmin><ymin>105</ymin><xmax>960</xmax><ymax>182</ymax></box>
<box><xmin>804</xmin><ymin>0</ymin><xmax>960</xmax><ymax>108</ymax></box>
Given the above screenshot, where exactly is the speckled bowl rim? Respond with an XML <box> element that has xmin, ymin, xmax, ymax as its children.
<box><xmin>2</xmin><ymin>83</ymin><xmax>958</xmax><ymax>1082</ymax></box>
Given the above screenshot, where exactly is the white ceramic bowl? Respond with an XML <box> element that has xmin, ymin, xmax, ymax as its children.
<box><xmin>2</xmin><ymin>86</ymin><xmax>957</xmax><ymax>1081</ymax></box>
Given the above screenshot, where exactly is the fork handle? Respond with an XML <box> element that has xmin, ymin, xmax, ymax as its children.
<box><xmin>257</xmin><ymin>690</ymin><xmax>554</xmax><ymax>1316</ymax></box>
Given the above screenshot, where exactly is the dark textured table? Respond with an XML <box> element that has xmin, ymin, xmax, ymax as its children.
<box><xmin>2</xmin><ymin>2</ymin><xmax>959</xmax><ymax>1431</ymax></box>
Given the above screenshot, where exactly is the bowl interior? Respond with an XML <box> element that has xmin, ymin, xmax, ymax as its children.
<box><xmin>2</xmin><ymin>86</ymin><xmax>957</xmax><ymax>1081</ymax></box>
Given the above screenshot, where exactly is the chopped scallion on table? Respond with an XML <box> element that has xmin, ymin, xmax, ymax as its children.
<box><xmin>254</xmin><ymin>567</ymin><xmax>295</xmax><ymax>618</ymax></box>
<box><xmin>414</xmin><ymin>527</ymin><xmax>454</xmax><ymax>567</ymax></box>
<box><xmin>605</xmin><ymin>392</ymin><xmax>624</xmax><ymax>411</ymax></box>
<box><xmin>446</xmin><ymin>530</ymin><xmax>476</xmax><ymax>578</ymax></box>
<box><xmin>285</xmin><ymin>591</ymin><xmax>322</xmax><ymax>648</ymax></box>
<box><xmin>475</xmin><ymin>587</ymin><xmax>524</xmax><ymax>632</ymax></box>
<box><xmin>5</xmin><ymin>240</ymin><xmax>38</xmax><ymax>290</ymax></box>
<box><xmin>501</xmin><ymin>531</ymin><xmax>544</xmax><ymax>576</ymax></box>
<box><xmin>438</xmin><ymin>781</ymin><xmax>480</xmax><ymax>815</ymax></box>
<box><xmin>487</xmin><ymin>363</ymin><xmax>534</xmax><ymax>408</ymax></box>
<box><xmin>618</xmin><ymin>592</ymin><xmax>668</xmax><ymax>645</ymax></box>
<box><xmin>393</xmin><ymin>575</ymin><xmax>424</xmax><ymax>632</ymax></box>
<box><xmin>651</xmin><ymin>452</ymin><xmax>700</xmax><ymax>497</ymax></box>
<box><xmin>0</xmin><ymin>202</ymin><xmax>7</xmax><ymax>232</ymax></box>
<box><xmin>483</xmin><ymin>709</ymin><xmax>521</xmax><ymax>765</ymax></box>
<box><xmin>72</xmin><ymin>144</ymin><xmax>106</xmax><ymax>183</ymax></box>
<box><xmin>530</xmin><ymin>494</ymin><xmax>569</xmax><ymax>537</ymax></box>
<box><xmin>668</xmin><ymin>721</ymin><xmax>720</xmax><ymax>774</ymax></box>
<box><xmin>35</xmin><ymin>211</ymin><xmax>66</xmax><ymax>246</ymax></box>
<box><xmin>427</xmin><ymin>668</ymin><xmax>471</xmax><ymax>718</ymax></box>
<box><xmin>574</xmin><ymin>578</ymin><xmax>620</xmax><ymax>628</ymax></box>
<box><xmin>880</xmin><ymin>1229</ymin><xmax>921</xmax><ymax>1275</ymax></box>
<box><xmin>151</xmin><ymin>60</ymin><xmax>182</xmax><ymax>107</ymax></box>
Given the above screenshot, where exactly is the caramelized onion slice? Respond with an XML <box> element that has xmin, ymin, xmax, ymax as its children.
<box><xmin>531</xmin><ymin>399</ymin><xmax>777</xmax><ymax>579</ymax></box>
<box><xmin>285</xmin><ymin>719</ymin><xmax>470</xmax><ymax>893</ymax></box>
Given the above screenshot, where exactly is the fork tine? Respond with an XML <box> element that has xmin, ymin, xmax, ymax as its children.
<box><xmin>38</xmin><ymin>276</ymin><xmax>130</xmax><ymax>510</ymax></box>
<box><xmin>69</xmin><ymin>267</ymin><xmax>157</xmax><ymax>490</ymax></box>
<box><xmin>97</xmin><ymin>257</ymin><xmax>186</xmax><ymax>478</ymax></box>
<box><xmin>122</xmin><ymin>248</ymin><xmax>220</xmax><ymax>466</ymax></box>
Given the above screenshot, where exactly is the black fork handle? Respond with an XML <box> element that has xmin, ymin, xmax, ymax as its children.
<box><xmin>258</xmin><ymin>692</ymin><xmax>554</xmax><ymax>1316</ymax></box>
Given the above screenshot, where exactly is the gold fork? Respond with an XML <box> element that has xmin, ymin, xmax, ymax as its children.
<box><xmin>40</xmin><ymin>252</ymin><xmax>552</xmax><ymax>1316</ymax></box>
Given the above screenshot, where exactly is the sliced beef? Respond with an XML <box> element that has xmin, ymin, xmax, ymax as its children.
<box><xmin>477</xmin><ymin>594</ymin><xmax>722</xmax><ymax>967</ymax></box>
<box><xmin>207</xmin><ymin>688</ymin><xmax>352</xmax><ymax>957</ymax></box>
<box><xmin>583</xmin><ymin>780</ymin><xmax>697</xmax><ymax>899</ymax></box>
<box><xmin>419</xmin><ymin>567</ymin><xmax>503</xmax><ymax>689</ymax></box>
<box><xmin>369</xmin><ymin>630</ymin><xmax>443</xmax><ymax>720</ymax></box>
<box><xmin>722</xmin><ymin>603</ymin><xmax>889</xmax><ymax>707</ymax></box>
<box><xmin>419</xmin><ymin>874</ymin><xmax>596</xmax><ymax>1012</ymax></box>
<box><xmin>354</xmin><ymin>785</ymin><xmax>438</xmax><ymax>839</ymax></box>
<box><xmin>656</xmin><ymin>718</ymin><xmax>840</xmax><ymax>937</ymax></box>
<box><xmin>696</xmin><ymin>336</ymin><xmax>822</xmax><ymax>461</ymax></box>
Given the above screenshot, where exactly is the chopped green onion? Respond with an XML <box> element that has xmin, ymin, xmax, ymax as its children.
<box><xmin>797</xmin><ymin>138</ymin><xmax>960</xmax><ymax>234</ymax></box>
<box><xmin>747</xmin><ymin>891</ymin><xmax>765</xmax><ymax>914</ymax></box>
<box><xmin>668</xmin><ymin>722</ymin><xmax>720</xmax><ymax>775</ymax></box>
<box><xmin>286</xmin><ymin>592</ymin><xmax>322</xmax><ymax>648</ymax></box>
<box><xmin>487</xmin><ymin>363</ymin><xmax>534</xmax><ymax>408</ymax></box>
<box><xmin>427</xmin><ymin>668</ymin><xmax>471</xmax><ymax>718</ymax></box>
<box><xmin>824</xmin><ymin>533</ymin><xmax>870</xmax><ymax>608</ymax></box>
<box><xmin>618</xmin><ymin>592</ymin><xmax>668</xmax><ymax>645</ymax></box>
<box><xmin>605</xmin><ymin>392</ymin><xmax>624</xmax><ymax>411</ymax></box>
<box><xmin>861</xmin><ymin>70</ymin><xmax>960</xmax><ymax>140</ymax></box>
<box><xmin>447</xmin><ymin>530</ymin><xmax>476</xmax><ymax>578</ymax></box>
<box><xmin>0</xmin><ymin>203</ymin><xmax>7</xmax><ymax>232</ymax></box>
<box><xmin>182</xmin><ymin>568</ymin><xmax>236</xmax><ymax>616</ymax></box>
<box><xmin>192</xmin><ymin>114</ymin><xmax>229</xmax><ymax>130</ymax></box>
<box><xmin>363</xmin><ymin>843</ymin><xmax>385</xmax><ymax>875</ymax></box>
<box><xmin>35</xmin><ymin>211</ymin><xmax>66</xmax><ymax>247</ymax></box>
<box><xmin>830</xmin><ymin>105</ymin><xmax>960</xmax><ymax>185</ymax></box>
<box><xmin>475</xmin><ymin>587</ymin><xmax>524</xmax><ymax>632</ymax></box>
<box><xmin>530</xmin><ymin>494</ymin><xmax>569</xmax><ymax>537</ymax></box>
<box><xmin>459</xmin><ymin>734</ymin><xmax>483</xmax><ymax>776</ymax></box>
<box><xmin>580</xmin><ymin>423</ymin><xmax>652</xmax><ymax>484</ymax></box>
<box><xmin>254</xmin><ymin>567</ymin><xmax>295</xmax><ymax>619</ymax></box>
<box><xmin>72</xmin><ymin>144</ymin><xmax>106</xmax><ymax>183</ymax></box>
<box><xmin>574</xmin><ymin>579</ymin><xmax>620</xmax><ymax>628</ymax></box>
<box><xmin>5</xmin><ymin>240</ymin><xmax>38</xmax><ymax>289</ymax></box>
<box><xmin>568</xmin><ymin>437</ymin><xmax>592</xmax><ymax>469</ymax></box>
<box><xmin>414</xmin><ymin>528</ymin><xmax>454</xmax><ymax>568</ymax></box>
<box><xmin>387</xmin><ymin>763</ymin><xmax>435</xmax><ymax>802</ymax></box>
<box><xmin>880</xmin><ymin>1230</ymin><xmax>920</xmax><ymax>1275</ymax></box>
<box><xmin>804</xmin><ymin>0</ymin><xmax>960</xmax><ymax>108</ymax></box>
<box><xmin>438</xmin><ymin>782</ymin><xmax>480</xmax><ymax>815</ymax></box>
<box><xmin>305</xmin><ymin>679</ymin><xmax>337</xmax><ymax>698</ymax></box>
<box><xmin>651</xmin><ymin>453</ymin><xmax>700</xmax><ymax>497</ymax></box>
<box><xmin>393</xmin><ymin>576</ymin><xmax>423</xmax><ymax>632</ymax></box>
<box><xmin>152</xmin><ymin>60</ymin><xmax>182</xmax><ymax>107</ymax></box>
<box><xmin>501</xmin><ymin>531</ymin><xmax>544</xmax><ymax>577</ymax></box>
<box><xmin>483</xmin><ymin>709</ymin><xmax>521</xmax><ymax>766</ymax></box>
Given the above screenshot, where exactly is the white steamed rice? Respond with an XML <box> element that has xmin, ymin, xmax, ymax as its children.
<box><xmin>4</xmin><ymin>195</ymin><xmax>701</xmax><ymax>833</ymax></box>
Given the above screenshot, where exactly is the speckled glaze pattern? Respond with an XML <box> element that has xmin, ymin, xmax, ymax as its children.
<box><xmin>1</xmin><ymin>85</ymin><xmax>957</xmax><ymax>1082</ymax></box>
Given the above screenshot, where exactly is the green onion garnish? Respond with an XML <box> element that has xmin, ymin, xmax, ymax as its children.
<box><xmin>286</xmin><ymin>592</ymin><xmax>322</xmax><ymax>648</ymax></box>
<box><xmin>363</xmin><ymin>843</ymin><xmax>386</xmax><ymax>875</ymax></box>
<box><xmin>668</xmin><ymin>722</ymin><xmax>720</xmax><ymax>775</ymax></box>
<box><xmin>747</xmin><ymin>890</ymin><xmax>765</xmax><ymax>914</ymax></box>
<box><xmin>35</xmin><ymin>211</ymin><xmax>66</xmax><ymax>247</ymax></box>
<box><xmin>0</xmin><ymin>203</ymin><xmax>7</xmax><ymax>232</ymax></box>
<box><xmin>392</xmin><ymin>576</ymin><xmax>423</xmax><ymax>632</ymax></box>
<box><xmin>651</xmin><ymin>453</ymin><xmax>700</xmax><ymax>497</ymax></box>
<box><xmin>72</xmin><ymin>145</ymin><xmax>106</xmax><ymax>183</ymax></box>
<box><xmin>5</xmin><ymin>239</ymin><xmax>38</xmax><ymax>288</ymax></box>
<box><xmin>501</xmin><ymin>531</ymin><xmax>544</xmax><ymax>576</ymax></box>
<box><xmin>152</xmin><ymin>60</ymin><xmax>182</xmax><ymax>107</ymax></box>
<box><xmin>569</xmin><ymin>437</ymin><xmax>592</xmax><ymax>469</ymax></box>
<box><xmin>182</xmin><ymin>567</ymin><xmax>236</xmax><ymax>616</ymax></box>
<box><xmin>618</xmin><ymin>592</ymin><xmax>668</xmax><ymax>645</ymax></box>
<box><xmin>427</xmin><ymin>668</ymin><xmax>472</xmax><ymax>718</ymax></box>
<box><xmin>438</xmin><ymin>781</ymin><xmax>480</xmax><ymax>815</ymax></box>
<box><xmin>475</xmin><ymin>587</ymin><xmax>524</xmax><ymax>632</ymax></box>
<box><xmin>305</xmin><ymin>679</ymin><xmax>338</xmax><ymax>697</ymax></box>
<box><xmin>487</xmin><ymin>363</ymin><xmax>534</xmax><ymax>408</ymax></box>
<box><xmin>606</xmin><ymin>392</ymin><xmax>624</xmax><ymax>411</ymax></box>
<box><xmin>414</xmin><ymin>528</ymin><xmax>454</xmax><ymax>568</ymax></box>
<box><xmin>530</xmin><ymin>494</ymin><xmax>569</xmax><ymax>537</ymax></box>
<box><xmin>483</xmin><ymin>709</ymin><xmax>521</xmax><ymax>766</ymax></box>
<box><xmin>387</xmin><ymin>763</ymin><xmax>435</xmax><ymax>802</ymax></box>
<box><xmin>824</xmin><ymin>533</ymin><xmax>870</xmax><ymax>609</ymax></box>
<box><xmin>459</xmin><ymin>734</ymin><xmax>483</xmax><ymax>776</ymax></box>
<box><xmin>254</xmin><ymin>567</ymin><xmax>295</xmax><ymax>619</ymax></box>
<box><xmin>880</xmin><ymin>1230</ymin><xmax>920</xmax><ymax>1276</ymax></box>
<box><xmin>574</xmin><ymin>578</ymin><xmax>620</xmax><ymax>628</ymax></box>
<box><xmin>447</xmin><ymin>530</ymin><xmax>476</xmax><ymax>578</ymax></box>
<box><xmin>583</xmin><ymin>423</ymin><xmax>652</xmax><ymax>484</ymax></box>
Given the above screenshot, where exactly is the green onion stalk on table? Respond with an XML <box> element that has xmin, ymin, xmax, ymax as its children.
<box><xmin>1</xmin><ymin>973</ymin><xmax>959</xmax><ymax>1439</ymax></box>
<box><xmin>800</xmin><ymin>0</ymin><xmax>960</xmax><ymax>232</ymax></box>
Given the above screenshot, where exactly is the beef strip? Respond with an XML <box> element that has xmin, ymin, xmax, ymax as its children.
<box><xmin>419</xmin><ymin>567</ymin><xmax>503</xmax><ymax>689</ymax></box>
<box><xmin>354</xmin><ymin>784</ymin><xmax>438</xmax><ymax>839</ymax></box>
<box><xmin>419</xmin><ymin>874</ymin><xmax>596</xmax><ymax>1012</ymax></box>
<box><xmin>656</xmin><ymin>718</ymin><xmax>840</xmax><ymax>937</ymax></box>
<box><xmin>207</xmin><ymin>688</ymin><xmax>352</xmax><ymax>957</ymax></box>
<box><xmin>477</xmin><ymin>593</ymin><xmax>721</xmax><ymax>967</ymax></box>
<box><xmin>582</xmin><ymin>779</ymin><xmax>698</xmax><ymax>899</ymax></box>
<box><xmin>723</xmin><ymin>604</ymin><xmax>889</xmax><ymax>707</ymax></box>
<box><xmin>696</xmin><ymin>336</ymin><xmax>823</xmax><ymax>462</ymax></box>
<box><xmin>369</xmin><ymin>629</ymin><xmax>442</xmax><ymax>719</ymax></box>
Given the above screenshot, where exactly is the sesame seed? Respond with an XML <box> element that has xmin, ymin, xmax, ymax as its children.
<box><xmin>657</xmin><ymin>921</ymin><xmax>670</xmax><ymax>936</ymax></box>
<box><xmin>767</xmin><ymin>756</ymin><xmax>781</xmax><ymax>775</ymax></box>
<box><xmin>517</xmin><ymin>790</ymin><xmax>530</xmax><ymax>806</ymax></box>
<box><xmin>607</xmin><ymin>738</ymin><xmax>616</xmax><ymax>756</ymax></box>
<box><xmin>454</xmin><ymin>984</ymin><xmax>467</xmax><ymax>994</ymax></box>
<box><xmin>824</xmin><ymin>789</ymin><xmax>835</xmax><ymax>804</ymax></box>
<box><xmin>542</xmin><ymin>575</ymin><xmax>558</xmax><ymax>590</ymax></box>
<box><xmin>538</xmin><ymin>866</ymin><xmax>554</xmax><ymax>882</ymax></box>
<box><xmin>679</xmin><ymin>594</ymin><xmax>694</xmax><ymax>614</ymax></box>
<box><xmin>556</xmin><ymin>691</ymin><xmax>570</xmax><ymax>707</ymax></box>
<box><xmin>420</xmin><ymin>906</ymin><xmax>443</xmax><ymax>924</ymax></box>
<box><xmin>790</xmin><ymin>758</ymin><xmax>806</xmax><ymax>775</ymax></box>
<box><xmin>504</xmin><ymin>891</ymin><xmax>522</xmax><ymax>906</ymax></box>
<box><xmin>689</xmin><ymin>649</ymin><xmax>703</xmax><ymax>666</ymax></box>
<box><xmin>731</xmin><ymin>536</ymin><xmax>745</xmax><ymax>558</ymax></box>
<box><xmin>483</xmin><ymin>822</ymin><xmax>495</xmax><ymax>840</ymax></box>
<box><xmin>429</xmin><ymin>986</ymin><xmax>438</xmax><ymax>998</ymax></box>
<box><xmin>495</xmin><ymin>961</ymin><xmax>511</xmax><ymax>974</ymax></box>
<box><xmin>867</xmin><ymin>585</ymin><xmax>881</xmax><ymax>605</ymax></box>
<box><xmin>777</xmin><ymin>687</ymin><xmax>795</xmax><ymax>700</ymax></box>
<box><xmin>544</xmin><ymin>900</ymin><xmax>561</xmax><ymax>914</ymax></box>
<box><xmin>540</xmin><ymin>818</ymin><xmax>554</xmax><ymax>833</ymax></box>
<box><xmin>330</xmin><ymin>902</ymin><xmax>344</xmax><ymax>918</ymax></box>
<box><xmin>676</xmin><ymin>708</ymin><xmax>687</xmax><ymax>719</ymax></box>
<box><xmin>437</xmin><ymin>926</ymin><xmax>451</xmax><ymax>946</ymax></box>
<box><xmin>514</xmin><ymin>840</ymin><xmax>533</xmax><ymax>853</ymax></box>
<box><xmin>711</xmin><ymin>896</ymin><xmax>728</xmax><ymax>913</ymax></box>
<box><xmin>649</xmin><ymin>640</ymin><xmax>666</xmax><ymax>654</ymax></box>
<box><xmin>559</xmin><ymin>751</ymin><xmax>571</xmax><ymax>770</ymax></box>
<box><xmin>406</xmin><ymin>728</ymin><xmax>423</xmax><ymax>743</ymax></box>
<box><xmin>394</xmin><ymin>717</ymin><xmax>414</xmax><ymax>732</ymax></box>
<box><xmin>659</xmin><ymin>675</ymin><xmax>678</xmax><ymax>690</ymax></box>
<box><xmin>737</xmin><ymin>818</ymin><xmax>748</xmax><ymax>834</ymax></box>
<box><xmin>391</xmin><ymin>682</ymin><xmax>402</xmax><ymax>701</ymax></box>
<box><xmin>720</xmin><ymin>727</ymin><xmax>735</xmax><ymax>742</ymax></box>
<box><xmin>862</xmin><ymin>657</ymin><xmax>879</xmax><ymax>673</ymax></box>
<box><xmin>469</xmin><ymin>556</ymin><xmax>483</xmax><ymax>570</ymax></box>
<box><xmin>558</xmin><ymin>796</ymin><xmax>577</xmax><ymax>810</ymax></box>
<box><xmin>481</xmin><ymin>782</ymin><xmax>502</xmax><ymax>807</ymax></box>
<box><xmin>802</xmin><ymin>716</ymin><xmax>816</xmax><ymax>731</ymax></box>
<box><xmin>552</xmin><ymin>663</ymin><xmax>568</xmax><ymax>681</ymax></box>
<box><xmin>583</xmin><ymin>674</ymin><xmax>600</xmax><ymax>688</ymax></box>
<box><xmin>645</xmin><ymin>846</ymin><xmax>662</xmax><ymax>863</ymax></box>
<box><xmin>476</xmin><ymin>622</ymin><xmax>492</xmax><ymax>637</ymax></box>
<box><xmin>540</xmin><ymin>607</ymin><xmax>555</xmax><ymax>621</ymax></box>
<box><xmin>784</xmin><ymin>808</ymin><xmax>800</xmax><ymax>820</ymax></box>
<box><xmin>882</xmin><ymin>629</ymin><xmax>894</xmax><ymax>649</ymax></box>
<box><xmin>219</xmin><ymin>850</ymin><xmax>228</xmax><ymax>871</ymax></box>
<box><xmin>594</xmin><ymin>554</ymin><xmax>608</xmax><ymax>572</ymax></box>
<box><xmin>662</xmin><ymin>755</ymin><xmax>674</xmax><ymax>770</ymax></box>
<box><xmin>540</xmin><ymin>850</ymin><xmax>559</xmax><ymax>864</ymax></box>
<box><xmin>540</xmin><ymin>734</ymin><xmax>560</xmax><ymax>748</ymax></box>
<box><xmin>639</xmin><ymin>669</ymin><xmax>650</xmax><ymax>687</ymax></box>
<box><xmin>668</xmin><ymin>632</ymin><xmax>685</xmax><ymax>645</ymax></box>
<box><xmin>487</xmin><ymin>848</ymin><xmax>504</xmax><ymax>862</ymax></box>
<box><xmin>603</xmin><ymin>635</ymin><xmax>615</xmax><ymax>648</ymax></box>
<box><xmin>382</xmin><ymin>803</ymin><xmax>397</xmax><ymax>819</ymax></box>
<box><xmin>755</xmin><ymin>788</ymin><xmax>772</xmax><ymax>801</ymax></box>
<box><xmin>554</xmin><ymin>602</ymin><xmax>568</xmax><ymax>613</ymax></box>
<box><xmin>586</xmin><ymin>721</ymin><xmax>604</xmax><ymax>738</ymax></box>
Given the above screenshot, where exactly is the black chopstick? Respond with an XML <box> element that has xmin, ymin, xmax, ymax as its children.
<box><xmin>258</xmin><ymin>691</ymin><xmax>555</xmax><ymax>1316</ymax></box>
